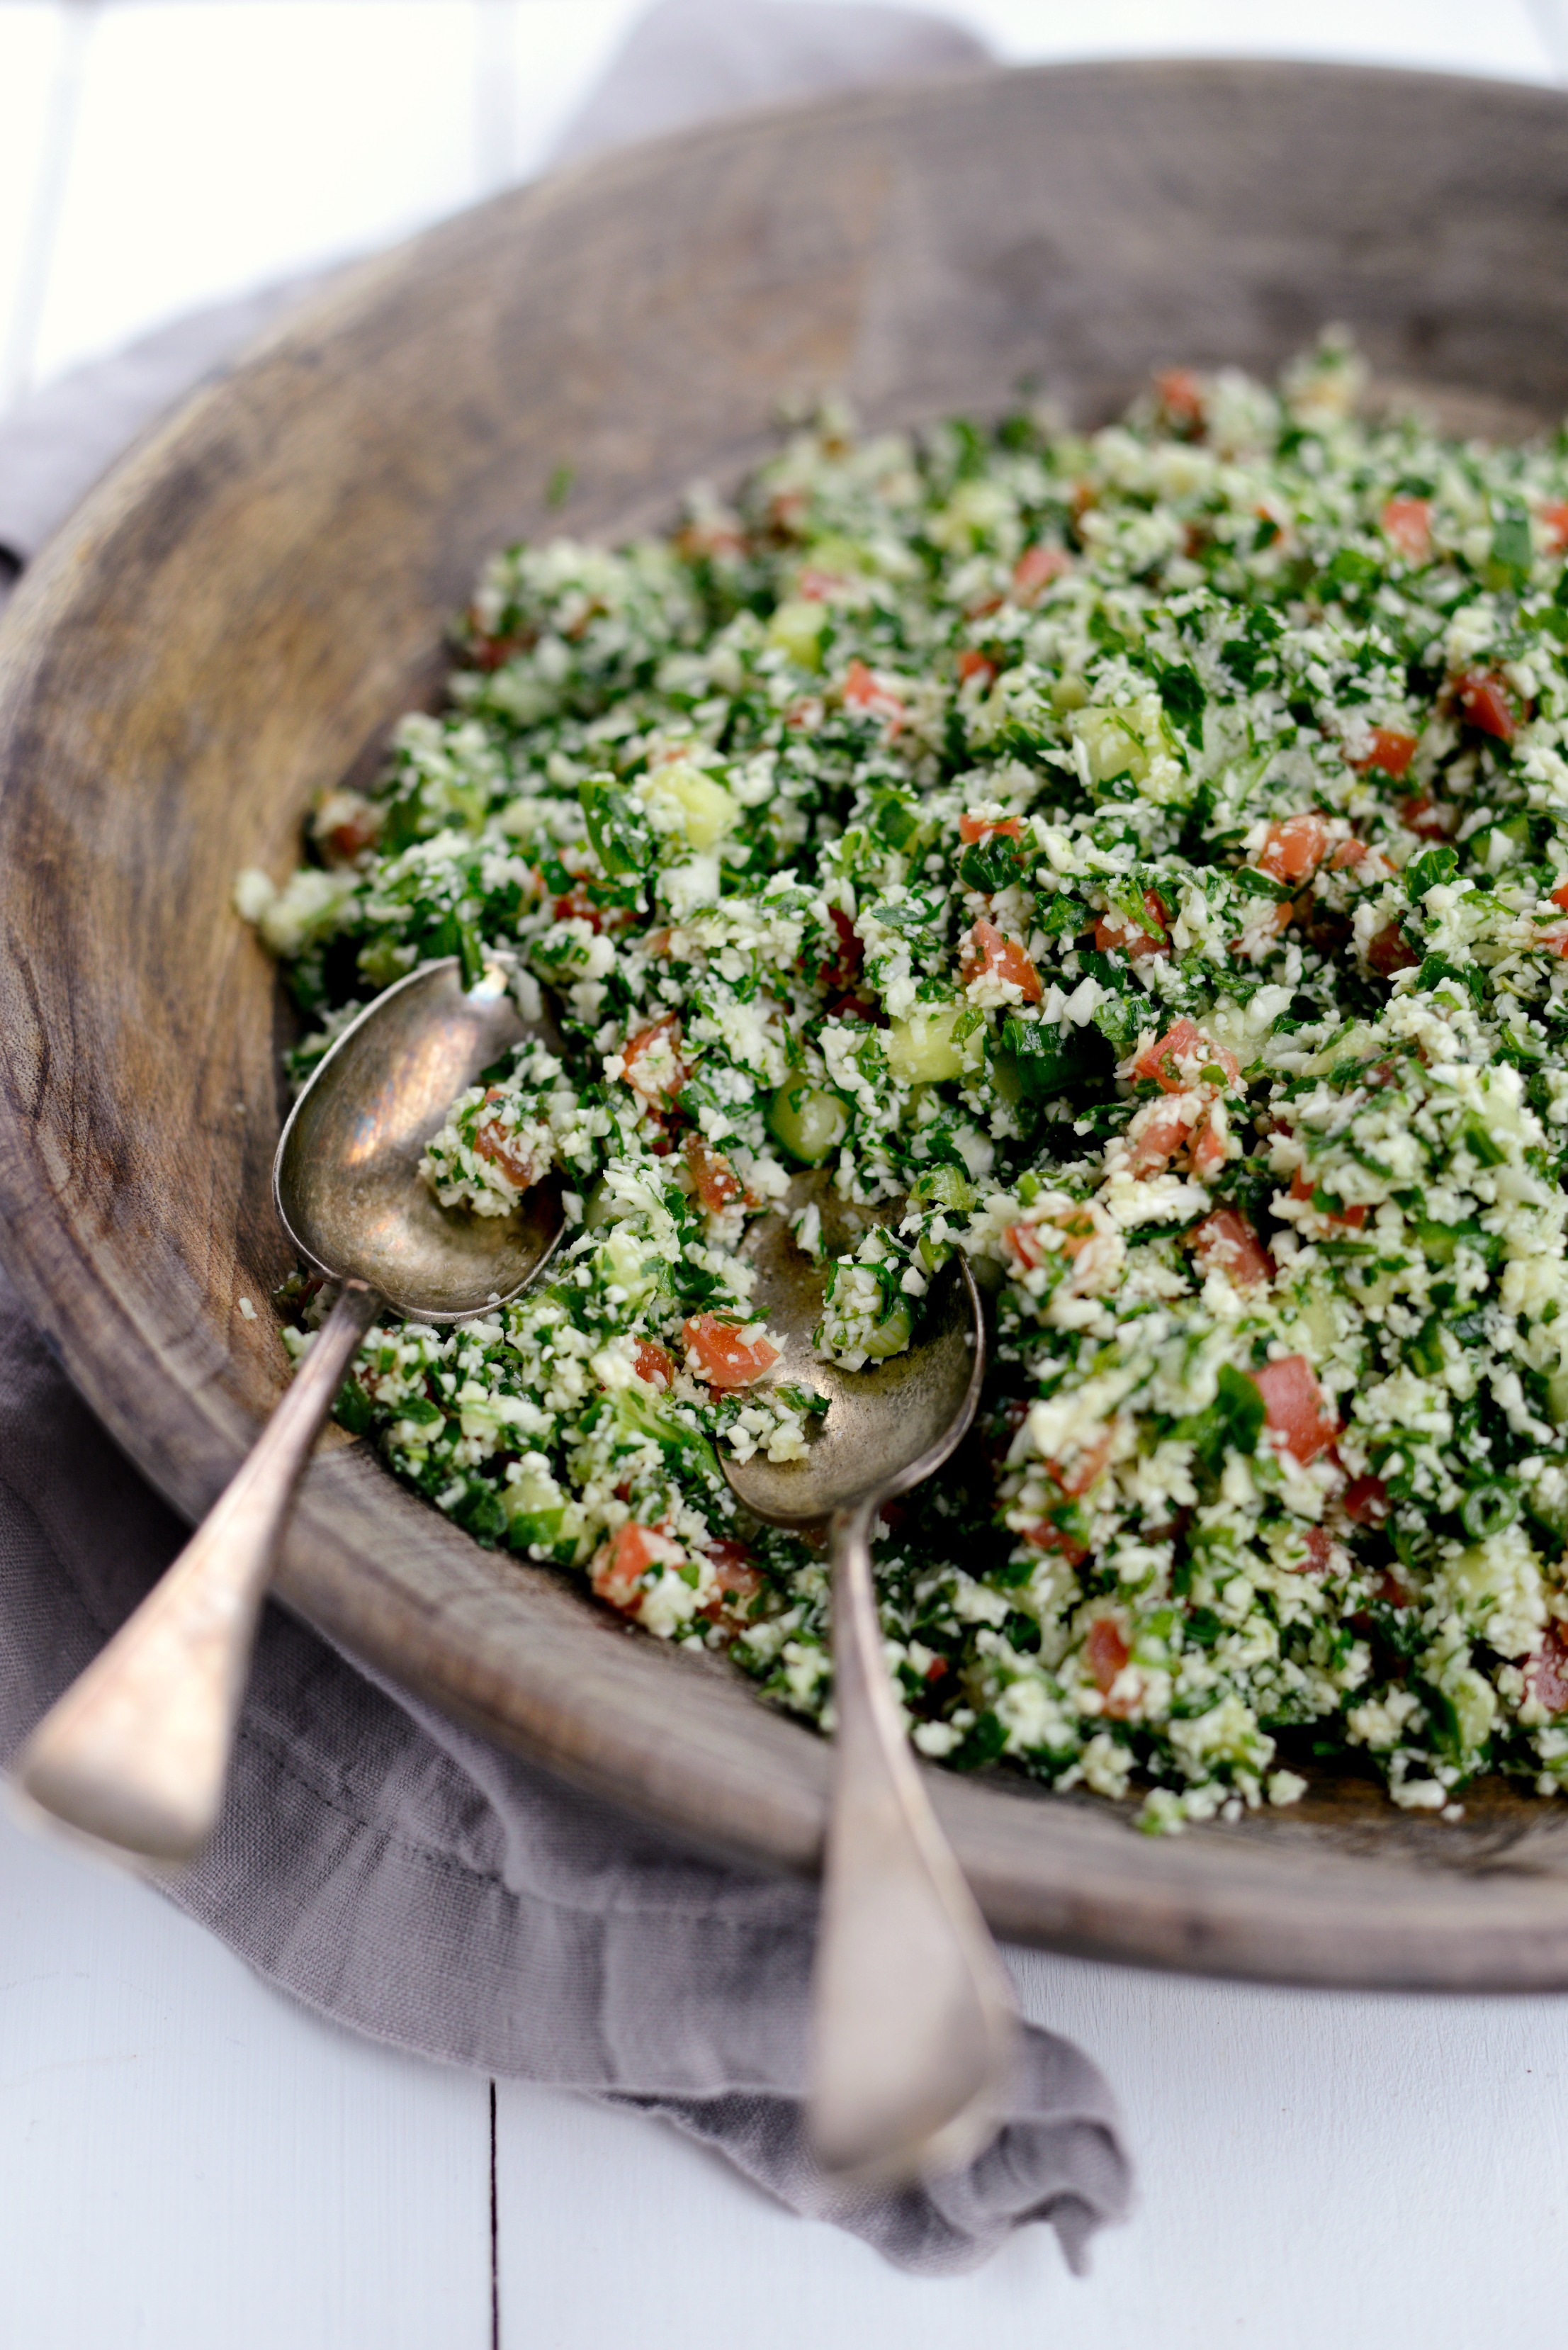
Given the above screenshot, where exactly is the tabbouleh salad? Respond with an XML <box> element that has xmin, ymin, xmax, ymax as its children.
<box><xmin>239</xmin><ymin>335</ymin><xmax>1568</xmax><ymax>1831</ymax></box>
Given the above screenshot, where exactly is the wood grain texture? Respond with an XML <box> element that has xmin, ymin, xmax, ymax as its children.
<box><xmin>7</xmin><ymin>60</ymin><xmax>1568</xmax><ymax>1986</ymax></box>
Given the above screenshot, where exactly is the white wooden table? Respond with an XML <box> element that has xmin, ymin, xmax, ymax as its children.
<box><xmin>7</xmin><ymin>4</ymin><xmax>1568</xmax><ymax>2343</ymax></box>
<box><xmin>8</xmin><ymin>1796</ymin><xmax>1568</xmax><ymax>2349</ymax></box>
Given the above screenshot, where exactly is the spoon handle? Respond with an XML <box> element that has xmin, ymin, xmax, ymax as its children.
<box><xmin>808</xmin><ymin>1495</ymin><xmax>1020</xmax><ymax>2183</ymax></box>
<box><xmin>16</xmin><ymin>1281</ymin><xmax>380</xmax><ymax>1863</ymax></box>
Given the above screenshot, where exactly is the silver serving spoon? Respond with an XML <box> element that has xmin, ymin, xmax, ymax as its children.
<box><xmin>725</xmin><ymin>1174</ymin><xmax>1019</xmax><ymax>2183</ymax></box>
<box><xmin>18</xmin><ymin>952</ymin><xmax>564</xmax><ymax>1863</ymax></box>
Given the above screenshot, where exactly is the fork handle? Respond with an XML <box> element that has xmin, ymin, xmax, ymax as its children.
<box><xmin>808</xmin><ymin>1494</ymin><xmax>1020</xmax><ymax>2182</ymax></box>
<box><xmin>16</xmin><ymin>1281</ymin><xmax>380</xmax><ymax>1863</ymax></box>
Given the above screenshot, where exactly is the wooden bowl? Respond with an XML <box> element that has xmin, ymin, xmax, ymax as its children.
<box><xmin>6</xmin><ymin>57</ymin><xmax>1568</xmax><ymax>1987</ymax></box>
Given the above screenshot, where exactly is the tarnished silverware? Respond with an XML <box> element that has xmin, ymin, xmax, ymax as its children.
<box><xmin>724</xmin><ymin>1174</ymin><xmax>1018</xmax><ymax>2183</ymax></box>
<box><xmin>18</xmin><ymin>953</ymin><xmax>563</xmax><ymax>1862</ymax></box>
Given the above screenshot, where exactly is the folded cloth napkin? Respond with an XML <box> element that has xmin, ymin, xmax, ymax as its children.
<box><xmin>0</xmin><ymin>0</ymin><xmax>1132</xmax><ymax>2275</ymax></box>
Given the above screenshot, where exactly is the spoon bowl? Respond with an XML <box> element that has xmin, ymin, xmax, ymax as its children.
<box><xmin>276</xmin><ymin>952</ymin><xmax>565</xmax><ymax>1320</ymax></box>
<box><xmin>723</xmin><ymin>1173</ymin><xmax>984</xmax><ymax>1527</ymax></box>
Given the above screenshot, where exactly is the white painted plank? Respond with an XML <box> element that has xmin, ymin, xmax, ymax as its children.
<box><xmin>29</xmin><ymin>1</ymin><xmax>480</xmax><ymax>387</ymax></box>
<box><xmin>16</xmin><ymin>0</ymin><xmax>650</xmax><ymax>393</ymax></box>
<box><xmin>487</xmin><ymin>0</ymin><xmax>649</xmax><ymax>186</ymax></box>
<box><xmin>496</xmin><ymin>1945</ymin><xmax>1568</xmax><ymax>2349</ymax></box>
<box><xmin>952</xmin><ymin>0</ymin><xmax>1560</xmax><ymax>79</ymax></box>
<box><xmin>0</xmin><ymin>1807</ymin><xmax>492</xmax><ymax>2350</ymax></box>
<box><xmin>0</xmin><ymin>5</ymin><xmax>74</xmax><ymax>411</ymax></box>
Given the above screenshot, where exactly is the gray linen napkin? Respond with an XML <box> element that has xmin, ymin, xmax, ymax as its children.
<box><xmin>0</xmin><ymin>1</ymin><xmax>1132</xmax><ymax>2274</ymax></box>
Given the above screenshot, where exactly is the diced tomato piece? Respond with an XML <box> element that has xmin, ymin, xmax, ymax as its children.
<box><xmin>1004</xmin><ymin>1212</ymin><xmax>1095</xmax><ymax>1274</ymax></box>
<box><xmin>677</xmin><ymin>515</ymin><xmax>747</xmax><ymax>563</ymax></box>
<box><xmin>1022</xmin><ymin>1521</ymin><xmax>1090</xmax><ymax>1568</ymax></box>
<box><xmin>962</xmin><ymin>917</ymin><xmax>1042</xmax><ymax>1002</ymax></box>
<box><xmin>1188</xmin><ymin>1101</ymin><xmax>1231</xmax><ymax>1179</ymax></box>
<box><xmin>1454</xmin><ymin>668</ymin><xmax>1521</xmax><ymax>742</ymax></box>
<box><xmin>1542</xmin><ymin>502</ymin><xmax>1568</xmax><ymax>555</ymax></box>
<box><xmin>1128</xmin><ymin>1098</ymin><xmax>1232</xmax><ymax>1181</ymax></box>
<box><xmin>1528</xmin><ymin>1626</ymin><xmax>1568</xmax><ymax>1716</ymax></box>
<box><xmin>1094</xmin><ymin>889</ymin><xmax>1171</xmax><ymax>961</ymax></box>
<box><xmin>473</xmin><ymin>1128</ymin><xmax>546</xmax><ymax>1191</ymax></box>
<box><xmin>957</xmin><ymin>648</ymin><xmax>997</xmax><ymax>688</ymax></box>
<box><xmin>682</xmin><ymin>1313</ymin><xmax>780</xmax><ymax>1391</ymax></box>
<box><xmin>621</xmin><ymin>1013</ymin><xmax>685</xmax><ymax>1105</ymax></box>
<box><xmin>1190</xmin><ymin>1208</ymin><xmax>1274</xmax><ymax>1288</ymax></box>
<box><xmin>649</xmin><ymin>738</ymin><xmax>704</xmax><ymax>775</ymax></box>
<box><xmin>1155</xmin><ymin>368</ymin><xmax>1205</xmax><ymax>431</ymax></box>
<box><xmin>1133</xmin><ymin>1020</ymin><xmax>1239</xmax><ymax>1094</ymax></box>
<box><xmin>1367</xmin><ymin>920</ymin><xmax>1419</xmax><ymax>977</ymax></box>
<box><xmin>633</xmin><ymin>1340</ymin><xmax>676</xmax><ymax>1390</ymax></box>
<box><xmin>1290</xmin><ymin>1166</ymin><xmax>1367</xmax><ymax>1230</ymax></box>
<box><xmin>1329</xmin><ymin>838</ymin><xmax>1372</xmax><ymax>872</ymax></box>
<box><xmin>553</xmin><ymin>879</ymin><xmax>605</xmax><ymax>932</ymax></box>
<box><xmin>1047</xmin><ymin>1429</ymin><xmax>1114</xmax><ymax>1500</ymax></box>
<box><xmin>959</xmin><ymin>813</ymin><xmax>1024</xmax><ymax>845</ymax></box>
<box><xmin>1054</xmin><ymin>1210</ymin><xmax>1098</xmax><ymax>1259</ymax></box>
<box><xmin>1343</xmin><ymin>1473</ymin><xmax>1389</xmax><ymax>1527</ymax></box>
<box><xmin>840</xmin><ymin>659</ymin><xmax>904</xmax><ymax>733</ymax></box>
<box><xmin>796</xmin><ymin>566</ymin><xmax>850</xmax><ymax>602</ymax></box>
<box><xmin>1294</xmin><ymin>1525</ymin><xmax>1333</xmax><ymax>1573</ymax></box>
<box><xmin>318</xmin><ymin>802</ymin><xmax>380</xmax><ymax>863</ymax></box>
<box><xmin>592</xmin><ymin>1522</ymin><xmax>684</xmax><ymax>1613</ymax></box>
<box><xmin>1002</xmin><ymin>1223</ymin><xmax>1047</xmax><ymax>1272</ymax></box>
<box><xmin>1010</xmin><ymin>544</ymin><xmax>1071</xmax><ymax>604</ymax></box>
<box><xmin>1085</xmin><ymin>1617</ymin><xmax>1131</xmax><ymax>1694</ymax></box>
<box><xmin>1230</xmin><ymin>896</ymin><xmax>1298</xmax><ymax>954</ymax></box>
<box><xmin>473</xmin><ymin>1094</ymin><xmax>547</xmax><ymax>1192</ymax></box>
<box><xmin>558</xmin><ymin>594</ymin><xmax>607</xmax><ymax>646</ymax></box>
<box><xmin>1127</xmin><ymin>1098</ymin><xmax>1196</xmax><ymax>1176</ymax></box>
<box><xmin>1251</xmin><ymin>1354</ymin><xmax>1338</xmax><ymax>1465</ymax></box>
<box><xmin>698</xmin><ymin>1537</ymin><xmax>764</xmax><ymax>1624</ymax></box>
<box><xmin>1132</xmin><ymin>1016</ymin><xmax>1200</xmax><ymax>1090</ymax></box>
<box><xmin>814</xmin><ymin>904</ymin><xmax>864</xmax><ymax>996</ymax></box>
<box><xmin>705</xmin><ymin>1536</ymin><xmax>762</xmax><ymax>1592</ymax></box>
<box><xmin>1380</xmin><ymin>496</ymin><xmax>1432</xmax><ymax>562</ymax></box>
<box><xmin>1350</xmin><ymin>726</ymin><xmax>1419</xmax><ymax>780</ymax></box>
<box><xmin>466</xmin><ymin>612</ymin><xmax>537</xmax><ymax>670</ymax></box>
<box><xmin>1395</xmin><ymin>792</ymin><xmax>1454</xmax><ymax>841</ymax></box>
<box><xmin>767</xmin><ymin>486</ymin><xmax>808</xmax><ymax>537</ymax></box>
<box><xmin>1551</xmin><ymin>879</ymin><xmax>1568</xmax><ymax>914</ymax></box>
<box><xmin>1256</xmin><ymin>814</ymin><xmax>1330</xmax><ymax>884</ymax></box>
<box><xmin>684</xmin><ymin>1133</ymin><xmax>743</xmax><ymax>1214</ymax></box>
